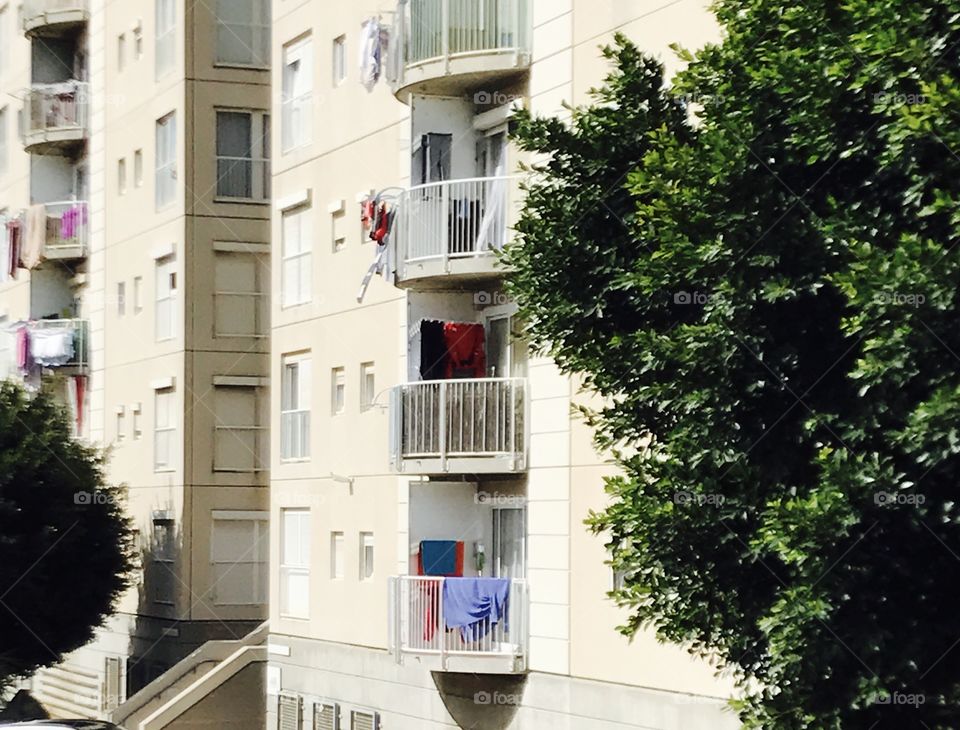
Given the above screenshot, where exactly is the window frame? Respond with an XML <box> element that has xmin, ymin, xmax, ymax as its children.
<box><xmin>210</xmin><ymin>511</ymin><xmax>269</xmax><ymax>606</ymax></box>
<box><xmin>214</xmin><ymin>109</ymin><xmax>270</xmax><ymax>202</ymax></box>
<box><xmin>155</xmin><ymin>254</ymin><xmax>177</xmax><ymax>341</ymax></box>
<box><xmin>360</xmin><ymin>531</ymin><xmax>374</xmax><ymax>581</ymax></box>
<box><xmin>331</xmin><ymin>366</ymin><xmax>345</xmax><ymax>415</ymax></box>
<box><xmin>214</xmin><ymin>0</ymin><xmax>270</xmax><ymax>69</ymax></box>
<box><xmin>281</xmin><ymin>36</ymin><xmax>313</xmax><ymax>153</ymax></box>
<box><xmin>155</xmin><ymin>0</ymin><xmax>176</xmax><ymax>80</ymax></box>
<box><xmin>280</xmin><ymin>205</ymin><xmax>312</xmax><ymax>308</ymax></box>
<box><xmin>212</xmin><ymin>384</ymin><xmax>267</xmax><ymax>473</ymax></box>
<box><xmin>280</xmin><ymin>353</ymin><xmax>311</xmax><ymax>461</ymax></box>
<box><xmin>153</xmin><ymin>387</ymin><xmax>177</xmax><ymax>472</ymax></box>
<box><xmin>155</xmin><ymin>112</ymin><xmax>177</xmax><ymax>209</ymax></box>
<box><xmin>279</xmin><ymin>508</ymin><xmax>310</xmax><ymax>619</ymax></box>
<box><xmin>332</xmin><ymin>35</ymin><xmax>346</xmax><ymax>86</ymax></box>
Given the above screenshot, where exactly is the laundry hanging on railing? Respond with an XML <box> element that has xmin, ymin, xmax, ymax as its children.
<box><xmin>442</xmin><ymin>577</ymin><xmax>511</xmax><ymax>642</ymax></box>
<box><xmin>60</xmin><ymin>203</ymin><xmax>87</xmax><ymax>241</ymax></box>
<box><xmin>22</xmin><ymin>204</ymin><xmax>47</xmax><ymax>269</ymax></box>
<box><xmin>31</xmin><ymin>326</ymin><xmax>76</xmax><ymax>367</ymax></box>
<box><xmin>356</xmin><ymin>191</ymin><xmax>400</xmax><ymax>302</ymax></box>
<box><xmin>358</xmin><ymin>17</ymin><xmax>392</xmax><ymax>90</ymax></box>
<box><xmin>6</xmin><ymin>218</ymin><xmax>22</xmax><ymax>279</ymax></box>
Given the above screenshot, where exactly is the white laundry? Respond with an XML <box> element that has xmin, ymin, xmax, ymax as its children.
<box><xmin>30</xmin><ymin>326</ymin><xmax>75</xmax><ymax>367</ymax></box>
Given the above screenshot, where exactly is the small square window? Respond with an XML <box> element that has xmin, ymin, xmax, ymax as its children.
<box><xmin>331</xmin><ymin>367</ymin><xmax>345</xmax><ymax>415</ymax></box>
<box><xmin>360</xmin><ymin>362</ymin><xmax>375</xmax><ymax>410</ymax></box>
<box><xmin>134</xmin><ymin>149</ymin><xmax>143</xmax><ymax>187</ymax></box>
<box><xmin>117</xmin><ymin>33</ymin><xmax>126</xmax><ymax>70</ymax></box>
<box><xmin>117</xmin><ymin>282</ymin><xmax>126</xmax><ymax>316</ymax></box>
<box><xmin>133</xmin><ymin>276</ymin><xmax>143</xmax><ymax>313</ymax></box>
<box><xmin>360</xmin><ymin>532</ymin><xmax>374</xmax><ymax>581</ymax></box>
<box><xmin>330</xmin><ymin>531</ymin><xmax>344</xmax><ymax>579</ymax></box>
<box><xmin>332</xmin><ymin>35</ymin><xmax>346</xmax><ymax>86</ymax></box>
<box><xmin>118</xmin><ymin>158</ymin><xmax>127</xmax><ymax>195</ymax></box>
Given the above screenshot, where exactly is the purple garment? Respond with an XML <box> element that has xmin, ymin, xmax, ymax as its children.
<box><xmin>442</xmin><ymin>577</ymin><xmax>510</xmax><ymax>641</ymax></box>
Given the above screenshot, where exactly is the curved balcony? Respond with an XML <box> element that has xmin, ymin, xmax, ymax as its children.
<box><xmin>21</xmin><ymin>82</ymin><xmax>89</xmax><ymax>154</ymax></box>
<box><xmin>393</xmin><ymin>0</ymin><xmax>531</xmax><ymax>101</ymax></box>
<box><xmin>22</xmin><ymin>0</ymin><xmax>89</xmax><ymax>38</ymax></box>
<box><xmin>389</xmin><ymin>377</ymin><xmax>527</xmax><ymax>476</ymax></box>
<box><xmin>389</xmin><ymin>575</ymin><xmax>528</xmax><ymax>673</ymax></box>
<box><xmin>26</xmin><ymin>201</ymin><xmax>89</xmax><ymax>263</ymax></box>
<box><xmin>392</xmin><ymin>175</ymin><xmax>518</xmax><ymax>289</ymax></box>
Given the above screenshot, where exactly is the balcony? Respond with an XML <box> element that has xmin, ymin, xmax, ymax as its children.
<box><xmin>30</xmin><ymin>201</ymin><xmax>88</xmax><ymax>262</ymax></box>
<box><xmin>22</xmin><ymin>0</ymin><xmax>89</xmax><ymax>37</ymax></box>
<box><xmin>21</xmin><ymin>82</ymin><xmax>88</xmax><ymax>154</ymax></box>
<box><xmin>389</xmin><ymin>377</ymin><xmax>527</xmax><ymax>475</ymax></box>
<box><xmin>393</xmin><ymin>0</ymin><xmax>531</xmax><ymax>101</ymax></box>
<box><xmin>389</xmin><ymin>575</ymin><xmax>528</xmax><ymax>673</ymax></box>
<box><xmin>393</xmin><ymin>176</ymin><xmax>517</xmax><ymax>288</ymax></box>
<box><xmin>18</xmin><ymin>319</ymin><xmax>88</xmax><ymax>372</ymax></box>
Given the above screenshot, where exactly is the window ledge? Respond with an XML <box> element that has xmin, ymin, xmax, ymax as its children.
<box><xmin>213</xmin><ymin>62</ymin><xmax>271</xmax><ymax>71</ymax></box>
<box><xmin>214</xmin><ymin>197</ymin><xmax>270</xmax><ymax>205</ymax></box>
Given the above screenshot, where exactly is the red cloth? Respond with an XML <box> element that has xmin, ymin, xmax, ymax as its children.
<box><xmin>443</xmin><ymin>323</ymin><xmax>486</xmax><ymax>379</ymax></box>
<box><xmin>7</xmin><ymin>219</ymin><xmax>21</xmax><ymax>280</ymax></box>
<box><xmin>15</xmin><ymin>326</ymin><xmax>29</xmax><ymax>370</ymax></box>
<box><xmin>74</xmin><ymin>375</ymin><xmax>86</xmax><ymax>434</ymax></box>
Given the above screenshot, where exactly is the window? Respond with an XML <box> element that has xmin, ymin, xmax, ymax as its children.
<box><xmin>154</xmin><ymin>387</ymin><xmax>176</xmax><ymax>471</ymax></box>
<box><xmin>330</xmin><ymin>532</ymin><xmax>344</xmax><ymax>579</ymax></box>
<box><xmin>213</xmin><ymin>385</ymin><xmax>266</xmax><ymax>472</ymax></box>
<box><xmin>134</xmin><ymin>149</ymin><xmax>143</xmax><ymax>187</ymax></box>
<box><xmin>133</xmin><ymin>275</ymin><xmax>143</xmax><ymax>313</ymax></box>
<box><xmin>331</xmin><ymin>209</ymin><xmax>345</xmax><ymax>252</ymax></box>
<box><xmin>155</xmin><ymin>112</ymin><xmax>177</xmax><ymax>208</ymax></box>
<box><xmin>360</xmin><ymin>362</ymin><xmax>375</xmax><ymax>410</ymax></box>
<box><xmin>215</xmin><ymin>0</ymin><xmax>269</xmax><ymax>67</ymax></box>
<box><xmin>281</xmin><ymin>206</ymin><xmax>311</xmax><ymax>307</ymax></box>
<box><xmin>331</xmin><ymin>367</ymin><xmax>345</xmax><ymax>415</ymax></box>
<box><xmin>281</xmin><ymin>354</ymin><xmax>310</xmax><ymax>460</ymax></box>
<box><xmin>134</xmin><ymin>24</ymin><xmax>144</xmax><ymax>59</ymax></box>
<box><xmin>360</xmin><ymin>532</ymin><xmax>374</xmax><ymax>581</ymax></box>
<box><xmin>132</xmin><ymin>403</ymin><xmax>142</xmax><ymax>440</ymax></box>
<box><xmin>116</xmin><ymin>407</ymin><xmax>126</xmax><ymax>442</ymax></box>
<box><xmin>332</xmin><ymin>35</ymin><xmax>346</xmax><ymax>85</ymax></box>
<box><xmin>118</xmin><ymin>157</ymin><xmax>127</xmax><ymax>194</ymax></box>
<box><xmin>151</xmin><ymin>517</ymin><xmax>176</xmax><ymax>603</ymax></box>
<box><xmin>155</xmin><ymin>255</ymin><xmax>177</xmax><ymax>340</ymax></box>
<box><xmin>155</xmin><ymin>0</ymin><xmax>175</xmax><ymax>79</ymax></box>
<box><xmin>0</xmin><ymin>107</ymin><xmax>7</xmax><ymax>175</ymax></box>
<box><xmin>413</xmin><ymin>133</ymin><xmax>452</xmax><ymax>185</ymax></box>
<box><xmin>216</xmin><ymin>110</ymin><xmax>270</xmax><ymax>200</ymax></box>
<box><xmin>214</xmin><ymin>251</ymin><xmax>267</xmax><ymax>338</ymax></box>
<box><xmin>282</xmin><ymin>37</ymin><xmax>313</xmax><ymax>152</ymax></box>
<box><xmin>117</xmin><ymin>281</ymin><xmax>126</xmax><ymax>315</ymax></box>
<box><xmin>211</xmin><ymin>513</ymin><xmax>268</xmax><ymax>605</ymax></box>
<box><xmin>280</xmin><ymin>509</ymin><xmax>310</xmax><ymax>618</ymax></box>
<box><xmin>118</xmin><ymin>33</ymin><xmax>126</xmax><ymax>70</ymax></box>
<box><xmin>350</xmin><ymin>710</ymin><xmax>380</xmax><ymax>730</ymax></box>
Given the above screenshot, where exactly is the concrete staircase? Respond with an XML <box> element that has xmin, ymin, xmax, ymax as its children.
<box><xmin>112</xmin><ymin>622</ymin><xmax>268</xmax><ymax>730</ymax></box>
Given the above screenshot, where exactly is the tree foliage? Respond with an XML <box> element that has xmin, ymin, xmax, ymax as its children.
<box><xmin>504</xmin><ymin>1</ymin><xmax>960</xmax><ymax>726</ymax></box>
<box><xmin>0</xmin><ymin>382</ymin><xmax>133</xmax><ymax>686</ymax></box>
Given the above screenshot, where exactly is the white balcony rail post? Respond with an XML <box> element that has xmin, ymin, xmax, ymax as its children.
<box><xmin>438</xmin><ymin>381</ymin><xmax>447</xmax><ymax>471</ymax></box>
<box><xmin>439</xmin><ymin>577</ymin><xmax>447</xmax><ymax>670</ymax></box>
<box><xmin>441</xmin><ymin>0</ymin><xmax>449</xmax><ymax>74</ymax></box>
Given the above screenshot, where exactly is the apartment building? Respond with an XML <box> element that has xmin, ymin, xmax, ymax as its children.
<box><xmin>0</xmin><ymin>0</ymin><xmax>270</xmax><ymax>721</ymax></box>
<box><xmin>268</xmin><ymin>1</ymin><xmax>739</xmax><ymax>729</ymax></box>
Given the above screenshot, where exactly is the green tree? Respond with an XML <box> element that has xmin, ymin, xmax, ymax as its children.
<box><xmin>0</xmin><ymin>381</ymin><xmax>133</xmax><ymax>687</ymax></box>
<box><xmin>503</xmin><ymin>1</ymin><xmax>960</xmax><ymax>726</ymax></box>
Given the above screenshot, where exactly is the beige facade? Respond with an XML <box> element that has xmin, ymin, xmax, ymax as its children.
<box><xmin>0</xmin><ymin>0</ymin><xmax>271</xmax><ymax>719</ymax></box>
<box><xmin>267</xmin><ymin>1</ymin><xmax>739</xmax><ymax>729</ymax></box>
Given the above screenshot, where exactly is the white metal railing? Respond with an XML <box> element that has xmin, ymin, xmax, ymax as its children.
<box><xmin>40</xmin><ymin>200</ymin><xmax>88</xmax><ymax>255</ymax></box>
<box><xmin>400</xmin><ymin>0</ymin><xmax>531</xmax><ymax>68</ymax></box>
<box><xmin>23</xmin><ymin>81</ymin><xmax>88</xmax><ymax>139</ymax></box>
<box><xmin>22</xmin><ymin>0</ymin><xmax>89</xmax><ymax>29</ymax></box>
<box><xmin>216</xmin><ymin>156</ymin><xmax>271</xmax><ymax>200</ymax></box>
<box><xmin>389</xmin><ymin>575</ymin><xmax>528</xmax><ymax>669</ymax></box>
<box><xmin>398</xmin><ymin>175</ymin><xmax>517</xmax><ymax>267</ymax></box>
<box><xmin>23</xmin><ymin>318</ymin><xmax>87</xmax><ymax>370</ymax></box>
<box><xmin>391</xmin><ymin>377</ymin><xmax>526</xmax><ymax>467</ymax></box>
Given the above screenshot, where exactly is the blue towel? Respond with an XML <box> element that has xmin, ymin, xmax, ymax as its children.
<box><xmin>442</xmin><ymin>577</ymin><xmax>510</xmax><ymax>641</ymax></box>
<box><xmin>420</xmin><ymin>540</ymin><xmax>459</xmax><ymax>576</ymax></box>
